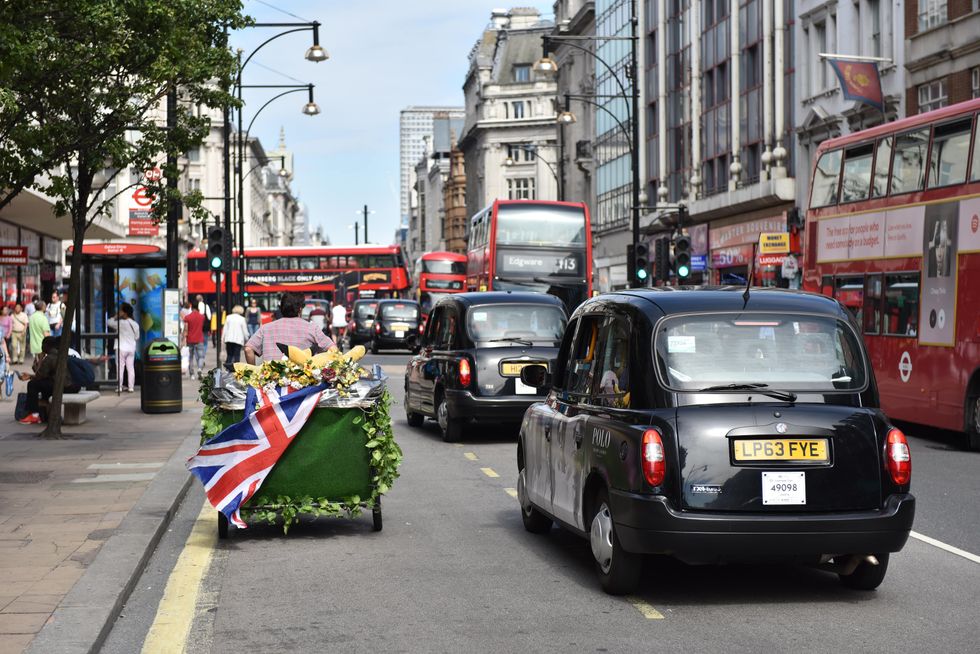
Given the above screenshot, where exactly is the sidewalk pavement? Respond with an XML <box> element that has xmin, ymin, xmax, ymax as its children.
<box><xmin>0</xmin><ymin>377</ymin><xmax>204</xmax><ymax>654</ymax></box>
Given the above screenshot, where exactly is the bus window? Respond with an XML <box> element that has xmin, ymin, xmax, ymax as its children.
<box><xmin>251</xmin><ymin>257</ymin><xmax>268</xmax><ymax>271</ymax></box>
<box><xmin>496</xmin><ymin>204</ymin><xmax>586</xmax><ymax>246</ymax></box>
<box><xmin>299</xmin><ymin>257</ymin><xmax>317</xmax><ymax>270</ymax></box>
<box><xmin>810</xmin><ymin>150</ymin><xmax>841</xmax><ymax>207</ymax></box>
<box><xmin>841</xmin><ymin>143</ymin><xmax>874</xmax><ymax>202</ymax></box>
<box><xmin>890</xmin><ymin>128</ymin><xmax>929</xmax><ymax>194</ymax></box>
<box><xmin>883</xmin><ymin>273</ymin><xmax>920</xmax><ymax>336</ymax></box>
<box><xmin>834</xmin><ymin>276</ymin><xmax>864</xmax><ymax>325</ymax></box>
<box><xmin>929</xmin><ymin>118</ymin><xmax>972</xmax><ymax>187</ymax></box>
<box><xmin>871</xmin><ymin>136</ymin><xmax>892</xmax><ymax>198</ymax></box>
<box><xmin>971</xmin><ymin>114</ymin><xmax>980</xmax><ymax>181</ymax></box>
<box><xmin>864</xmin><ymin>274</ymin><xmax>882</xmax><ymax>334</ymax></box>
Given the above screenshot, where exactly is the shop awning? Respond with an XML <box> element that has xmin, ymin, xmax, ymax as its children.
<box><xmin>0</xmin><ymin>187</ymin><xmax>125</xmax><ymax>240</ymax></box>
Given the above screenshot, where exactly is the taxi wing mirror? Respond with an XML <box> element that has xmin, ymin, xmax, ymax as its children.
<box><xmin>520</xmin><ymin>364</ymin><xmax>550</xmax><ymax>388</ymax></box>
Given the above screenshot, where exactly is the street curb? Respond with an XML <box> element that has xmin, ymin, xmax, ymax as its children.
<box><xmin>26</xmin><ymin>426</ymin><xmax>200</xmax><ymax>654</ymax></box>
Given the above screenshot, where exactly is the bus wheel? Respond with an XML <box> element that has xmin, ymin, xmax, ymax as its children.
<box><xmin>967</xmin><ymin>395</ymin><xmax>980</xmax><ymax>451</ymax></box>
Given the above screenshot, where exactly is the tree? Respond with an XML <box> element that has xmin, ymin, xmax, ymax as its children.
<box><xmin>0</xmin><ymin>1</ymin><xmax>248</xmax><ymax>437</ymax></box>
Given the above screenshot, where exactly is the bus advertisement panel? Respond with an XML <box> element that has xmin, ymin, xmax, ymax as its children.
<box><xmin>804</xmin><ymin>98</ymin><xmax>980</xmax><ymax>448</ymax></box>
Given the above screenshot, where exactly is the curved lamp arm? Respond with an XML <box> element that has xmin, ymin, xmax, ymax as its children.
<box><xmin>245</xmin><ymin>86</ymin><xmax>309</xmax><ymax>140</ymax></box>
<box><xmin>546</xmin><ymin>37</ymin><xmax>632</xmax><ymax>122</ymax></box>
<box><xmin>239</xmin><ymin>27</ymin><xmax>313</xmax><ymax>82</ymax></box>
<box><xmin>567</xmin><ymin>95</ymin><xmax>633</xmax><ymax>152</ymax></box>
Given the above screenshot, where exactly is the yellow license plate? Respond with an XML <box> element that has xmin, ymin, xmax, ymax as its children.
<box><xmin>733</xmin><ymin>438</ymin><xmax>829</xmax><ymax>462</ymax></box>
<box><xmin>501</xmin><ymin>362</ymin><xmax>542</xmax><ymax>376</ymax></box>
<box><xmin>390</xmin><ymin>322</ymin><xmax>410</xmax><ymax>331</ymax></box>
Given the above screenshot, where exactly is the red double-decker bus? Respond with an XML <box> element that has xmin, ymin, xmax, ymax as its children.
<box><xmin>804</xmin><ymin>98</ymin><xmax>980</xmax><ymax>449</ymax></box>
<box><xmin>466</xmin><ymin>200</ymin><xmax>593</xmax><ymax>310</ymax></box>
<box><xmin>412</xmin><ymin>251</ymin><xmax>467</xmax><ymax>314</ymax></box>
<box><xmin>187</xmin><ymin>244</ymin><xmax>410</xmax><ymax>310</ymax></box>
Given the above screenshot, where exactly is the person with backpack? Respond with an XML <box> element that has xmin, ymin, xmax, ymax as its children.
<box><xmin>47</xmin><ymin>291</ymin><xmax>65</xmax><ymax>337</ymax></box>
<box><xmin>107</xmin><ymin>302</ymin><xmax>140</xmax><ymax>392</ymax></box>
<box><xmin>17</xmin><ymin>336</ymin><xmax>94</xmax><ymax>424</ymax></box>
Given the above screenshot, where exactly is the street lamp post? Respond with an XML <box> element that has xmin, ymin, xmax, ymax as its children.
<box><xmin>535</xmin><ymin>0</ymin><xmax>645</xmax><ymax>287</ymax></box>
<box><xmin>224</xmin><ymin>20</ymin><xmax>326</xmax><ymax>307</ymax></box>
<box><xmin>357</xmin><ymin>205</ymin><xmax>374</xmax><ymax>244</ymax></box>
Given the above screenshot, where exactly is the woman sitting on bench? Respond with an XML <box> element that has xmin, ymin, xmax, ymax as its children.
<box><xmin>17</xmin><ymin>337</ymin><xmax>92</xmax><ymax>424</ymax></box>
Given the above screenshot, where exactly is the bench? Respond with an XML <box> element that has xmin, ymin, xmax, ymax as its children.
<box><xmin>59</xmin><ymin>390</ymin><xmax>101</xmax><ymax>425</ymax></box>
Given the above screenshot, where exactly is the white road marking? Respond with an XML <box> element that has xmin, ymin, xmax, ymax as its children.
<box><xmin>87</xmin><ymin>462</ymin><xmax>164</xmax><ymax>470</ymax></box>
<box><xmin>910</xmin><ymin>531</ymin><xmax>980</xmax><ymax>565</ymax></box>
<box><xmin>72</xmin><ymin>472</ymin><xmax>157</xmax><ymax>483</ymax></box>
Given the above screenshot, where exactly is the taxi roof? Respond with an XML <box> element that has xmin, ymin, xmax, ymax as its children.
<box><xmin>438</xmin><ymin>291</ymin><xmax>565</xmax><ymax>308</ymax></box>
<box><xmin>607</xmin><ymin>286</ymin><xmax>845</xmax><ymax>318</ymax></box>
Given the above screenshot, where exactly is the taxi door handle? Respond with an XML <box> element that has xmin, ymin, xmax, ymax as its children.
<box><xmin>544</xmin><ymin>424</ymin><xmax>551</xmax><ymax>441</ymax></box>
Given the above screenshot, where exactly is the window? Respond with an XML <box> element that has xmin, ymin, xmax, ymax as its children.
<box><xmin>298</xmin><ymin>257</ymin><xmax>317</xmax><ymax>270</ymax></box>
<box><xmin>495</xmin><ymin>204</ymin><xmax>586</xmax><ymax>246</ymax></box>
<box><xmin>186</xmin><ymin>147</ymin><xmax>201</xmax><ymax>162</ymax></box>
<box><xmin>507</xmin><ymin>177</ymin><xmax>536</xmax><ymax>200</ymax></box>
<box><xmin>871</xmin><ymin>136</ymin><xmax>892</xmax><ymax>198</ymax></box>
<box><xmin>565</xmin><ymin>316</ymin><xmax>604</xmax><ymax>396</ymax></box>
<box><xmin>883</xmin><ymin>273</ymin><xmax>920</xmax><ymax>336</ymax></box>
<box><xmin>593</xmin><ymin>316</ymin><xmax>631</xmax><ymax>408</ymax></box>
<box><xmin>428</xmin><ymin>307</ymin><xmax>456</xmax><ymax>350</ymax></box>
<box><xmin>512</xmin><ymin>101</ymin><xmax>525</xmax><ymax>119</ymax></box>
<box><xmin>917</xmin><ymin>0</ymin><xmax>947</xmax><ymax>32</ymax></box>
<box><xmin>512</xmin><ymin>64</ymin><xmax>531</xmax><ymax>82</ymax></box>
<box><xmin>187</xmin><ymin>178</ymin><xmax>201</xmax><ymax>192</ymax></box>
<box><xmin>250</xmin><ymin>257</ymin><xmax>268</xmax><ymax>271</ymax></box>
<box><xmin>918</xmin><ymin>79</ymin><xmax>947</xmax><ymax>114</ymax></box>
<box><xmin>841</xmin><ymin>143</ymin><xmax>874</xmax><ymax>202</ymax></box>
<box><xmin>810</xmin><ymin>150</ymin><xmax>842</xmax><ymax>207</ymax></box>
<box><xmin>929</xmin><ymin>118</ymin><xmax>972</xmax><ymax>187</ymax></box>
<box><xmin>813</xmin><ymin>21</ymin><xmax>827</xmax><ymax>93</ymax></box>
<box><xmin>654</xmin><ymin>313</ymin><xmax>868</xmax><ymax>393</ymax></box>
<box><xmin>834</xmin><ymin>276</ymin><xmax>864</xmax><ymax>325</ymax></box>
<box><xmin>973</xmin><ymin>68</ymin><xmax>980</xmax><ymax>99</ymax></box>
<box><xmin>970</xmin><ymin>116</ymin><xmax>980</xmax><ymax>181</ymax></box>
<box><xmin>465</xmin><ymin>303</ymin><xmax>565</xmax><ymax>343</ymax></box>
<box><xmin>890</xmin><ymin>128</ymin><xmax>929</xmax><ymax>194</ymax></box>
<box><xmin>868</xmin><ymin>0</ymin><xmax>882</xmax><ymax>57</ymax></box>
<box><xmin>864</xmin><ymin>274</ymin><xmax>882</xmax><ymax>335</ymax></box>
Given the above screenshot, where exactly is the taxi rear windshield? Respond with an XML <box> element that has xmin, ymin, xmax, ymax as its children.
<box><xmin>380</xmin><ymin>303</ymin><xmax>418</xmax><ymax>321</ymax></box>
<box><xmin>354</xmin><ymin>302</ymin><xmax>378</xmax><ymax>318</ymax></box>
<box><xmin>653</xmin><ymin>313</ymin><xmax>868</xmax><ymax>393</ymax></box>
<box><xmin>467</xmin><ymin>304</ymin><xmax>566</xmax><ymax>342</ymax></box>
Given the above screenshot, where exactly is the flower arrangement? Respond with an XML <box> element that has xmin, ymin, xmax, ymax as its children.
<box><xmin>233</xmin><ymin>344</ymin><xmax>368</xmax><ymax>397</ymax></box>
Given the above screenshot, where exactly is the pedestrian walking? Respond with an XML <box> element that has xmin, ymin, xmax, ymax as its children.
<box><xmin>331</xmin><ymin>301</ymin><xmax>348</xmax><ymax>343</ymax></box>
<box><xmin>183</xmin><ymin>302</ymin><xmax>207</xmax><ymax>379</ymax></box>
<box><xmin>10</xmin><ymin>303</ymin><xmax>28</xmax><ymax>364</ymax></box>
<box><xmin>0</xmin><ymin>306</ymin><xmax>12</xmax><ymax>356</ymax></box>
<box><xmin>24</xmin><ymin>299</ymin><xmax>35</xmax><ymax>317</ymax></box>
<box><xmin>244</xmin><ymin>292</ymin><xmax>334</xmax><ymax>364</ymax></box>
<box><xmin>195</xmin><ymin>294</ymin><xmax>212</xmax><ymax>346</ymax></box>
<box><xmin>108</xmin><ymin>302</ymin><xmax>140</xmax><ymax>392</ymax></box>
<box><xmin>246</xmin><ymin>298</ymin><xmax>262</xmax><ymax>338</ymax></box>
<box><xmin>46</xmin><ymin>291</ymin><xmax>65</xmax><ymax>337</ymax></box>
<box><xmin>28</xmin><ymin>300</ymin><xmax>50</xmax><ymax>359</ymax></box>
<box><xmin>222</xmin><ymin>305</ymin><xmax>249</xmax><ymax>369</ymax></box>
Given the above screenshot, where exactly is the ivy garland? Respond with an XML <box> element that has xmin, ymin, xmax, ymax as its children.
<box><xmin>197</xmin><ymin>370</ymin><xmax>402</xmax><ymax>534</ymax></box>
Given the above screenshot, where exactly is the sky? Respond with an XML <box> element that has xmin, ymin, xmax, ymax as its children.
<box><xmin>231</xmin><ymin>0</ymin><xmax>553</xmax><ymax>247</ymax></box>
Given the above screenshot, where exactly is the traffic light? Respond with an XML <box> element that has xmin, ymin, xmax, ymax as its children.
<box><xmin>672</xmin><ymin>233</ymin><xmax>692</xmax><ymax>280</ymax></box>
<box><xmin>632</xmin><ymin>241</ymin><xmax>650</xmax><ymax>285</ymax></box>
<box><xmin>207</xmin><ymin>226</ymin><xmax>226</xmax><ymax>271</ymax></box>
<box><xmin>654</xmin><ymin>236</ymin><xmax>669</xmax><ymax>282</ymax></box>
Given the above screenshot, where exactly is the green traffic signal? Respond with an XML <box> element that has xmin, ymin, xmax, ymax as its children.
<box><xmin>677</xmin><ymin>264</ymin><xmax>690</xmax><ymax>278</ymax></box>
<box><xmin>210</xmin><ymin>256</ymin><xmax>222</xmax><ymax>270</ymax></box>
<box><xmin>637</xmin><ymin>267</ymin><xmax>649</xmax><ymax>280</ymax></box>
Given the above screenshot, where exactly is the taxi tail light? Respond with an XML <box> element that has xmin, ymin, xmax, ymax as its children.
<box><xmin>458</xmin><ymin>358</ymin><xmax>472</xmax><ymax>388</ymax></box>
<box><xmin>374</xmin><ymin>322</ymin><xmax>381</xmax><ymax>333</ymax></box>
<box><xmin>885</xmin><ymin>428</ymin><xmax>911</xmax><ymax>485</ymax></box>
<box><xmin>641</xmin><ymin>428</ymin><xmax>666</xmax><ymax>487</ymax></box>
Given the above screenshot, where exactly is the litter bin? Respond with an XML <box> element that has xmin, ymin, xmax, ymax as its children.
<box><xmin>141</xmin><ymin>338</ymin><xmax>182</xmax><ymax>414</ymax></box>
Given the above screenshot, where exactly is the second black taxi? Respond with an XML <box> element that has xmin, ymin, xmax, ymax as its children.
<box><xmin>516</xmin><ymin>287</ymin><xmax>915</xmax><ymax>595</ymax></box>
<box><xmin>405</xmin><ymin>291</ymin><xmax>566</xmax><ymax>441</ymax></box>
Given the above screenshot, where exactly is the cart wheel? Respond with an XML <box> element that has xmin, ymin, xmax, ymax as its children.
<box><xmin>372</xmin><ymin>498</ymin><xmax>382</xmax><ymax>532</ymax></box>
<box><xmin>217</xmin><ymin>511</ymin><xmax>228</xmax><ymax>539</ymax></box>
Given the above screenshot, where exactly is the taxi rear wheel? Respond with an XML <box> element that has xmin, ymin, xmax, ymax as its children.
<box><xmin>517</xmin><ymin>467</ymin><xmax>551</xmax><ymax>534</ymax></box>
<box><xmin>436</xmin><ymin>394</ymin><xmax>462</xmax><ymax>442</ymax></box>
<box><xmin>590</xmin><ymin>487</ymin><xmax>641</xmax><ymax>595</ymax></box>
<box><xmin>838</xmin><ymin>553</ymin><xmax>889</xmax><ymax>590</ymax></box>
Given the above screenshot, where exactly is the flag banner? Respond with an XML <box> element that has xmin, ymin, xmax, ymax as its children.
<box><xmin>188</xmin><ymin>383</ymin><xmax>326</xmax><ymax>528</ymax></box>
<box><xmin>829</xmin><ymin>59</ymin><xmax>884</xmax><ymax>112</ymax></box>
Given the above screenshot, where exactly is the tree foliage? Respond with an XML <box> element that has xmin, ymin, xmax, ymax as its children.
<box><xmin>0</xmin><ymin>1</ymin><xmax>249</xmax><ymax>437</ymax></box>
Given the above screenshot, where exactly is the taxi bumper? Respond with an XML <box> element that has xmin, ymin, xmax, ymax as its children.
<box><xmin>609</xmin><ymin>490</ymin><xmax>916</xmax><ymax>563</ymax></box>
<box><xmin>444</xmin><ymin>388</ymin><xmax>539</xmax><ymax>423</ymax></box>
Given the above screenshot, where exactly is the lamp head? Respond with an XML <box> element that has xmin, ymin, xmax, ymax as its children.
<box><xmin>305</xmin><ymin>44</ymin><xmax>329</xmax><ymax>62</ymax></box>
<box><xmin>556</xmin><ymin>110</ymin><xmax>577</xmax><ymax>124</ymax></box>
<box><xmin>533</xmin><ymin>56</ymin><xmax>558</xmax><ymax>76</ymax></box>
<box><xmin>302</xmin><ymin>101</ymin><xmax>320</xmax><ymax>116</ymax></box>
<box><xmin>504</xmin><ymin>155</ymin><xmax>515</xmax><ymax>166</ymax></box>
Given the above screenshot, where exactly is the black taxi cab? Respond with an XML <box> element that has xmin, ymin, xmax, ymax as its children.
<box><xmin>370</xmin><ymin>299</ymin><xmax>422</xmax><ymax>354</ymax></box>
<box><xmin>404</xmin><ymin>291</ymin><xmax>566</xmax><ymax>441</ymax></box>
<box><xmin>516</xmin><ymin>287</ymin><xmax>915</xmax><ymax>595</ymax></box>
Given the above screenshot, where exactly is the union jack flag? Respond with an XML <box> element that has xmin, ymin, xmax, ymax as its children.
<box><xmin>188</xmin><ymin>383</ymin><xmax>325</xmax><ymax>528</ymax></box>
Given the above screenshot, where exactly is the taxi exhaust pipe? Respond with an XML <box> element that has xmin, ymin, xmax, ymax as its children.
<box><xmin>816</xmin><ymin>554</ymin><xmax>879</xmax><ymax>575</ymax></box>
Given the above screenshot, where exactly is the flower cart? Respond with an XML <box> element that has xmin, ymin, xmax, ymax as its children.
<box><xmin>192</xmin><ymin>346</ymin><xmax>402</xmax><ymax>538</ymax></box>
